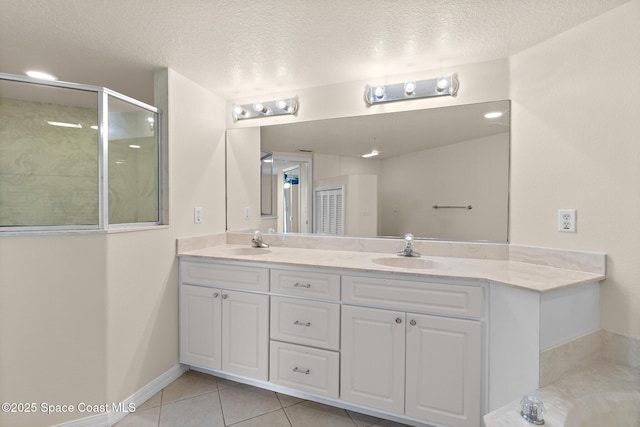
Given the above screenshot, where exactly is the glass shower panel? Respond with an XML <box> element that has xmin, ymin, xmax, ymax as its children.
<box><xmin>0</xmin><ymin>80</ymin><xmax>99</xmax><ymax>227</ymax></box>
<box><xmin>107</xmin><ymin>95</ymin><xmax>159</xmax><ymax>224</ymax></box>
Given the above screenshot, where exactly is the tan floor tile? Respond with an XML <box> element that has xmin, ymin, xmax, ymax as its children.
<box><xmin>285</xmin><ymin>400</ymin><xmax>357</xmax><ymax>427</ymax></box>
<box><xmin>159</xmin><ymin>392</ymin><xmax>224</xmax><ymax>427</ymax></box>
<box><xmin>276</xmin><ymin>392</ymin><xmax>305</xmax><ymax>408</ymax></box>
<box><xmin>228</xmin><ymin>409</ymin><xmax>292</xmax><ymax>427</ymax></box>
<box><xmin>347</xmin><ymin>409</ymin><xmax>382</xmax><ymax>426</ymax></box>
<box><xmin>214</xmin><ymin>376</ymin><xmax>241</xmax><ymax>391</ymax></box>
<box><xmin>161</xmin><ymin>370</ymin><xmax>218</xmax><ymax>404</ymax></box>
<box><xmin>114</xmin><ymin>406</ymin><xmax>160</xmax><ymax>427</ymax></box>
<box><xmin>219</xmin><ymin>383</ymin><xmax>282</xmax><ymax>425</ymax></box>
<box><xmin>137</xmin><ymin>390</ymin><xmax>162</xmax><ymax>411</ymax></box>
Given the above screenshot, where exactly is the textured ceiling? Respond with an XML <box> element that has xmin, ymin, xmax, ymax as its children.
<box><xmin>0</xmin><ymin>0</ymin><xmax>629</xmax><ymax>104</ymax></box>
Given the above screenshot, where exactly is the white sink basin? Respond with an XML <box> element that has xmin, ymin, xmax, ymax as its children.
<box><xmin>372</xmin><ymin>257</ymin><xmax>440</xmax><ymax>270</ymax></box>
<box><xmin>225</xmin><ymin>247</ymin><xmax>271</xmax><ymax>256</ymax></box>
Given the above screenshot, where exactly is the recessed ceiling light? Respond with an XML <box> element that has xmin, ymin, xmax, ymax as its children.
<box><xmin>26</xmin><ymin>70</ymin><xmax>58</xmax><ymax>81</ymax></box>
<box><xmin>484</xmin><ymin>111</ymin><xmax>503</xmax><ymax>119</ymax></box>
<box><xmin>47</xmin><ymin>121</ymin><xmax>82</xmax><ymax>128</ymax></box>
<box><xmin>362</xmin><ymin>150</ymin><xmax>379</xmax><ymax>158</ymax></box>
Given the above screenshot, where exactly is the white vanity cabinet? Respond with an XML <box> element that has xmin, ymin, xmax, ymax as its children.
<box><xmin>341</xmin><ymin>276</ymin><xmax>483</xmax><ymax>427</ymax></box>
<box><xmin>179</xmin><ymin>260</ymin><xmax>269</xmax><ymax>381</ymax></box>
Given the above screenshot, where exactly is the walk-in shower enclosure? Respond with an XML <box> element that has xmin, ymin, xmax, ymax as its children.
<box><xmin>0</xmin><ymin>73</ymin><xmax>161</xmax><ymax>232</ymax></box>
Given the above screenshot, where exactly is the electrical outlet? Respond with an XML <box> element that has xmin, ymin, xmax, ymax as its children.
<box><xmin>558</xmin><ymin>209</ymin><xmax>576</xmax><ymax>232</ymax></box>
<box><xmin>194</xmin><ymin>207</ymin><xmax>203</xmax><ymax>224</ymax></box>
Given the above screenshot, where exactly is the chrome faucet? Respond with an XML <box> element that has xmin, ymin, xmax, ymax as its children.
<box><xmin>397</xmin><ymin>233</ymin><xmax>420</xmax><ymax>257</ymax></box>
<box><xmin>251</xmin><ymin>230</ymin><xmax>269</xmax><ymax>248</ymax></box>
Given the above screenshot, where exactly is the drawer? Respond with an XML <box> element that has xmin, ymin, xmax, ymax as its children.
<box><xmin>271</xmin><ymin>269</ymin><xmax>340</xmax><ymax>300</ymax></box>
<box><xmin>269</xmin><ymin>341</ymin><xmax>339</xmax><ymax>398</ymax></box>
<box><xmin>180</xmin><ymin>260</ymin><xmax>269</xmax><ymax>292</ymax></box>
<box><xmin>270</xmin><ymin>296</ymin><xmax>340</xmax><ymax>350</ymax></box>
<box><xmin>342</xmin><ymin>276</ymin><xmax>484</xmax><ymax>318</ymax></box>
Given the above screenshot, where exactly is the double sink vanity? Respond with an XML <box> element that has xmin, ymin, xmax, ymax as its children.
<box><xmin>177</xmin><ymin>233</ymin><xmax>605</xmax><ymax>427</ymax></box>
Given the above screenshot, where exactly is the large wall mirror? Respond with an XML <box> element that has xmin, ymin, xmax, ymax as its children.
<box><xmin>226</xmin><ymin>100</ymin><xmax>510</xmax><ymax>242</ymax></box>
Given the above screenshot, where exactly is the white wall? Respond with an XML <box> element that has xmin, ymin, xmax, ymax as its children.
<box><xmin>226</xmin><ymin>127</ymin><xmax>261</xmax><ymax>232</ymax></box>
<box><xmin>227</xmin><ymin>59</ymin><xmax>511</xmax><ymax>129</ymax></box>
<box><xmin>0</xmin><ymin>68</ymin><xmax>227</xmax><ymax>426</ymax></box>
<box><xmin>509</xmin><ymin>0</ymin><xmax>640</xmax><ymax>337</ymax></box>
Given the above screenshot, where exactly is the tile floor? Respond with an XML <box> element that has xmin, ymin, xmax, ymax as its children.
<box><xmin>115</xmin><ymin>370</ymin><xmax>411</xmax><ymax>427</ymax></box>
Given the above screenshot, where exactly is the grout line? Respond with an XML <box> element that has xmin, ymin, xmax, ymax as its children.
<box><xmin>281</xmin><ymin>405</ymin><xmax>295</xmax><ymax>427</ymax></box>
<box><xmin>156</xmin><ymin>389</ymin><xmax>163</xmax><ymax>427</ymax></box>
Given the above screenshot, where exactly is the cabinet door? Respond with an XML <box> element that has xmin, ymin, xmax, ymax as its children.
<box><xmin>222</xmin><ymin>290</ymin><xmax>269</xmax><ymax>381</ymax></box>
<box><xmin>341</xmin><ymin>305</ymin><xmax>405</xmax><ymax>413</ymax></box>
<box><xmin>406</xmin><ymin>313</ymin><xmax>481</xmax><ymax>427</ymax></box>
<box><xmin>179</xmin><ymin>284</ymin><xmax>222</xmax><ymax>370</ymax></box>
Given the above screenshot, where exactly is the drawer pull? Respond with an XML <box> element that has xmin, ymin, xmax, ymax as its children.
<box><xmin>292</xmin><ymin>366</ymin><xmax>310</xmax><ymax>375</ymax></box>
<box><xmin>395</xmin><ymin>317</ymin><xmax>402</xmax><ymax>324</ymax></box>
<box><xmin>410</xmin><ymin>319</ymin><xmax>417</xmax><ymax>326</ymax></box>
<box><xmin>293</xmin><ymin>282</ymin><xmax>311</xmax><ymax>288</ymax></box>
<box><xmin>212</xmin><ymin>292</ymin><xmax>219</xmax><ymax>298</ymax></box>
<box><xmin>222</xmin><ymin>294</ymin><xmax>229</xmax><ymax>299</ymax></box>
<box><xmin>293</xmin><ymin>320</ymin><xmax>311</xmax><ymax>327</ymax></box>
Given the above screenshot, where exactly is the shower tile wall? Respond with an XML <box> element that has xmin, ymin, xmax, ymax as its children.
<box><xmin>0</xmin><ymin>97</ymin><xmax>99</xmax><ymax>226</ymax></box>
<box><xmin>0</xmin><ymin>97</ymin><xmax>156</xmax><ymax>226</ymax></box>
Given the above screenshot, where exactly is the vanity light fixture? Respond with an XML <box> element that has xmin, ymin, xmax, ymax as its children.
<box><xmin>232</xmin><ymin>97</ymin><xmax>299</xmax><ymax>121</ymax></box>
<box><xmin>365</xmin><ymin>74</ymin><xmax>459</xmax><ymax>105</ymax></box>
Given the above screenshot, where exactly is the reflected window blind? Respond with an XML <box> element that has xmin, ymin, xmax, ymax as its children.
<box><xmin>313</xmin><ymin>186</ymin><xmax>344</xmax><ymax>235</ymax></box>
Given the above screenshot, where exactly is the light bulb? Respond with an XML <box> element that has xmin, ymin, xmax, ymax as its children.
<box><xmin>277</xmin><ymin>100</ymin><xmax>288</xmax><ymax>110</ymax></box>
<box><xmin>253</xmin><ymin>103</ymin><xmax>268</xmax><ymax>114</ymax></box>
<box><xmin>436</xmin><ymin>78</ymin><xmax>449</xmax><ymax>91</ymax></box>
<box><xmin>374</xmin><ymin>86</ymin><xmax>385</xmax><ymax>99</ymax></box>
<box><xmin>233</xmin><ymin>105</ymin><xmax>245</xmax><ymax>116</ymax></box>
<box><xmin>404</xmin><ymin>81</ymin><xmax>416</xmax><ymax>95</ymax></box>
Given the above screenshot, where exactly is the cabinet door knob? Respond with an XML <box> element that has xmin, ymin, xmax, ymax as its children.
<box><xmin>395</xmin><ymin>317</ymin><xmax>402</xmax><ymax>324</ymax></box>
<box><xmin>212</xmin><ymin>292</ymin><xmax>219</xmax><ymax>298</ymax></box>
<box><xmin>410</xmin><ymin>319</ymin><xmax>417</xmax><ymax>326</ymax></box>
<box><xmin>222</xmin><ymin>294</ymin><xmax>229</xmax><ymax>299</ymax></box>
<box><xmin>293</xmin><ymin>366</ymin><xmax>310</xmax><ymax>375</ymax></box>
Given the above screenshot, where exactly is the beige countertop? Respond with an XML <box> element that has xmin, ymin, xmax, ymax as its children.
<box><xmin>483</xmin><ymin>360</ymin><xmax>640</xmax><ymax>426</ymax></box>
<box><xmin>178</xmin><ymin>244</ymin><xmax>604</xmax><ymax>293</ymax></box>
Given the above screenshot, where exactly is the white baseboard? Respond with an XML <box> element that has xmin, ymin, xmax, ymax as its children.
<box><xmin>52</xmin><ymin>363</ymin><xmax>188</xmax><ymax>427</ymax></box>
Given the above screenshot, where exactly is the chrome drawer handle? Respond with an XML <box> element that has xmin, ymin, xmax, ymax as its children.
<box><xmin>292</xmin><ymin>366</ymin><xmax>310</xmax><ymax>375</ymax></box>
<box><xmin>212</xmin><ymin>292</ymin><xmax>219</xmax><ymax>298</ymax></box>
<box><xmin>222</xmin><ymin>294</ymin><xmax>228</xmax><ymax>299</ymax></box>
<box><xmin>293</xmin><ymin>320</ymin><xmax>311</xmax><ymax>327</ymax></box>
<box><xmin>293</xmin><ymin>282</ymin><xmax>311</xmax><ymax>288</ymax></box>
